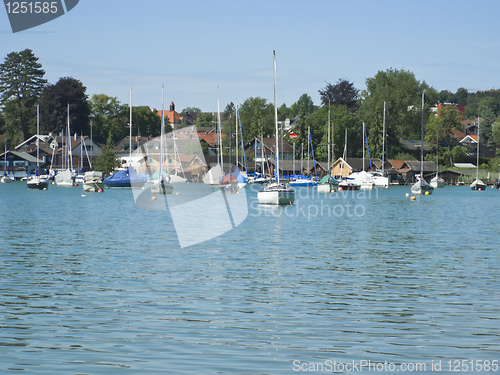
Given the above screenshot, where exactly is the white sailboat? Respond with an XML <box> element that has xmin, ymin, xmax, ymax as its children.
<box><xmin>411</xmin><ymin>92</ymin><xmax>434</xmax><ymax>195</ymax></box>
<box><xmin>470</xmin><ymin>116</ymin><xmax>486</xmax><ymax>191</ymax></box>
<box><xmin>338</xmin><ymin>129</ymin><xmax>360</xmax><ymax>191</ymax></box>
<box><xmin>151</xmin><ymin>86</ymin><xmax>174</xmax><ymax>195</ymax></box>
<box><xmin>257</xmin><ymin>51</ymin><xmax>295</xmax><ymax>205</ymax></box>
<box><xmin>234</xmin><ymin>100</ymin><xmax>247</xmax><ymax>188</ymax></box>
<box><xmin>317</xmin><ymin>103</ymin><xmax>338</xmax><ymax>193</ymax></box>
<box><xmin>372</xmin><ymin>102</ymin><xmax>389</xmax><ymax>187</ymax></box>
<box><xmin>27</xmin><ymin>105</ymin><xmax>49</xmax><ymax>190</ymax></box>
<box><xmin>203</xmin><ymin>87</ymin><xmax>225</xmax><ymax>186</ymax></box>
<box><xmin>1</xmin><ymin>141</ymin><xmax>13</xmax><ymax>183</ymax></box>
<box><xmin>55</xmin><ymin>104</ymin><xmax>76</xmax><ymax>186</ymax></box>
<box><xmin>348</xmin><ymin>122</ymin><xmax>374</xmax><ymax>190</ymax></box>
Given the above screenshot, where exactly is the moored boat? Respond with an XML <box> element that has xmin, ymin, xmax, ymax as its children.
<box><xmin>83</xmin><ymin>171</ymin><xmax>104</xmax><ymax>192</ymax></box>
<box><xmin>257</xmin><ymin>51</ymin><xmax>295</xmax><ymax>205</ymax></box>
<box><xmin>104</xmin><ymin>168</ymin><xmax>147</xmax><ymax>188</ymax></box>
<box><xmin>338</xmin><ymin>179</ymin><xmax>361</xmax><ymax>191</ymax></box>
<box><xmin>430</xmin><ymin>175</ymin><xmax>445</xmax><ymax>188</ymax></box>
<box><xmin>27</xmin><ymin>105</ymin><xmax>49</xmax><ymax>191</ymax></box>
<box><xmin>411</xmin><ymin>92</ymin><xmax>433</xmax><ymax>195</ymax></box>
<box><xmin>470</xmin><ymin>178</ymin><xmax>486</xmax><ymax>191</ymax></box>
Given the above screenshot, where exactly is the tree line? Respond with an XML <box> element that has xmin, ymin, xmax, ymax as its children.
<box><xmin>2</xmin><ymin>49</ymin><xmax>500</xmax><ymax>170</ymax></box>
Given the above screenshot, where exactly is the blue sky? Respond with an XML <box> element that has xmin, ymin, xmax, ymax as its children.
<box><xmin>1</xmin><ymin>0</ymin><xmax>499</xmax><ymax>112</ymax></box>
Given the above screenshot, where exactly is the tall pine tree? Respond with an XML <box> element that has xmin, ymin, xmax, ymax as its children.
<box><xmin>0</xmin><ymin>49</ymin><xmax>47</xmax><ymax>142</ymax></box>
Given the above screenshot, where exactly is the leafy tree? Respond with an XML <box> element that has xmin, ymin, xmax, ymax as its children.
<box><xmin>93</xmin><ymin>136</ymin><xmax>118</xmax><ymax>174</ymax></box>
<box><xmin>132</xmin><ymin>105</ymin><xmax>162</xmax><ymax>138</ymax></box>
<box><xmin>39</xmin><ymin>77</ymin><xmax>90</xmax><ymax>136</ymax></box>
<box><xmin>194</xmin><ymin>112</ymin><xmax>215</xmax><ymax>128</ymax></box>
<box><xmin>300</xmin><ymin>104</ymin><xmax>357</xmax><ymax>161</ymax></box>
<box><xmin>358</xmin><ymin>68</ymin><xmax>437</xmax><ymax>159</ymax></box>
<box><xmin>454</xmin><ymin>88</ymin><xmax>469</xmax><ymax>106</ymax></box>
<box><xmin>181</xmin><ymin>107</ymin><xmax>202</xmax><ymax>113</ymax></box>
<box><xmin>492</xmin><ymin>117</ymin><xmax>500</xmax><ymax>153</ymax></box>
<box><xmin>438</xmin><ymin>90</ymin><xmax>456</xmax><ymax>104</ymax></box>
<box><xmin>318</xmin><ymin>79</ymin><xmax>359</xmax><ymax>111</ymax></box>
<box><xmin>290</xmin><ymin>94</ymin><xmax>316</xmax><ymax>117</ymax></box>
<box><xmin>0</xmin><ymin>49</ymin><xmax>47</xmax><ymax>141</ymax></box>
<box><xmin>238</xmin><ymin>97</ymin><xmax>274</xmax><ymax>144</ymax></box>
<box><xmin>478</xmin><ymin>106</ymin><xmax>496</xmax><ymax>149</ymax></box>
<box><xmin>89</xmin><ymin>94</ymin><xmax>124</xmax><ymax>140</ymax></box>
<box><xmin>425</xmin><ymin>105</ymin><xmax>463</xmax><ymax>165</ymax></box>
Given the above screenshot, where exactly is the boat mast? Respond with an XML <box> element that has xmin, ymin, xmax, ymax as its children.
<box><xmin>36</xmin><ymin>104</ymin><xmax>40</xmax><ymax>171</ymax></box>
<box><xmin>129</xmin><ymin>87</ymin><xmax>133</xmax><ymax>167</ymax></box>
<box><xmin>362</xmin><ymin>122</ymin><xmax>365</xmax><ymax>171</ymax></box>
<box><xmin>420</xmin><ymin>92</ymin><xmax>424</xmax><ymax>180</ymax></box>
<box><xmin>217</xmin><ymin>87</ymin><xmax>223</xmax><ymax>169</ymax></box>
<box><xmin>235</xmin><ymin>99</ymin><xmax>238</xmax><ymax>170</ymax></box>
<box><xmin>67</xmin><ymin>103</ymin><xmax>73</xmax><ymax>172</ymax></box>
<box><xmin>160</xmin><ymin>85</ymin><xmax>165</xmax><ymax>183</ymax></box>
<box><xmin>328</xmin><ymin>101</ymin><xmax>331</xmax><ymax>176</ymax></box>
<box><xmin>382</xmin><ymin>101</ymin><xmax>385</xmax><ymax>175</ymax></box>
<box><xmin>273</xmin><ymin>50</ymin><xmax>279</xmax><ymax>183</ymax></box>
<box><xmin>476</xmin><ymin>116</ymin><xmax>480</xmax><ymax>181</ymax></box>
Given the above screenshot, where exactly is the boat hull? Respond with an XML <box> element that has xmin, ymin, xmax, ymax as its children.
<box><xmin>27</xmin><ymin>178</ymin><xmax>49</xmax><ymax>190</ymax></box>
<box><xmin>257</xmin><ymin>183</ymin><xmax>295</xmax><ymax>205</ymax></box>
<box><xmin>1</xmin><ymin>176</ymin><xmax>13</xmax><ymax>183</ymax></box>
<box><xmin>411</xmin><ymin>179</ymin><xmax>434</xmax><ymax>195</ymax></box>
<box><xmin>104</xmin><ymin>170</ymin><xmax>146</xmax><ymax>189</ymax></box>
<box><xmin>317</xmin><ymin>183</ymin><xmax>337</xmax><ymax>193</ymax></box>
<box><xmin>338</xmin><ymin>181</ymin><xmax>361</xmax><ymax>191</ymax></box>
<box><xmin>470</xmin><ymin>179</ymin><xmax>486</xmax><ymax>191</ymax></box>
<box><xmin>83</xmin><ymin>182</ymin><xmax>105</xmax><ymax>192</ymax></box>
<box><xmin>151</xmin><ymin>180</ymin><xmax>174</xmax><ymax>194</ymax></box>
<box><xmin>289</xmin><ymin>179</ymin><xmax>317</xmax><ymax>187</ymax></box>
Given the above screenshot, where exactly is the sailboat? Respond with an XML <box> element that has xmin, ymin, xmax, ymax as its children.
<box><xmin>168</xmin><ymin>126</ymin><xmax>187</xmax><ymax>183</ymax></box>
<box><xmin>318</xmin><ymin>103</ymin><xmax>338</xmax><ymax>193</ymax></box>
<box><xmin>430</xmin><ymin>139</ymin><xmax>445</xmax><ymax>188</ymax></box>
<box><xmin>54</xmin><ymin>104</ymin><xmax>76</xmax><ymax>186</ymax></box>
<box><xmin>470</xmin><ymin>116</ymin><xmax>486</xmax><ymax>191</ymax></box>
<box><xmin>27</xmin><ymin>105</ymin><xmax>49</xmax><ymax>190</ymax></box>
<box><xmin>220</xmin><ymin>99</ymin><xmax>247</xmax><ymax>191</ymax></box>
<box><xmin>104</xmin><ymin>88</ymin><xmax>147</xmax><ymax>189</ymax></box>
<box><xmin>290</xmin><ymin>126</ymin><xmax>318</xmax><ymax>187</ymax></box>
<box><xmin>203</xmin><ymin>87</ymin><xmax>225</xmax><ymax>186</ymax></box>
<box><xmin>257</xmin><ymin>51</ymin><xmax>295</xmax><ymax>205</ymax></box>
<box><xmin>1</xmin><ymin>141</ymin><xmax>13</xmax><ymax>183</ymax></box>
<box><xmin>348</xmin><ymin>122</ymin><xmax>374</xmax><ymax>190</ymax></box>
<box><xmin>151</xmin><ymin>86</ymin><xmax>174</xmax><ymax>195</ymax></box>
<box><xmin>411</xmin><ymin>92</ymin><xmax>434</xmax><ymax>195</ymax></box>
<box><xmin>338</xmin><ymin>129</ymin><xmax>360</xmax><ymax>191</ymax></box>
<box><xmin>371</xmin><ymin>102</ymin><xmax>389</xmax><ymax>187</ymax></box>
<box><xmin>235</xmin><ymin>100</ymin><xmax>248</xmax><ymax>188</ymax></box>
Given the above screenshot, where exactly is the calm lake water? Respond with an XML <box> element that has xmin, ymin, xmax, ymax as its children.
<box><xmin>1</xmin><ymin>182</ymin><xmax>499</xmax><ymax>374</ymax></box>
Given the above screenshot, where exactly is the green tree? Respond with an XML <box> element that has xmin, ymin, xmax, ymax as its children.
<box><xmin>478</xmin><ymin>106</ymin><xmax>496</xmax><ymax>149</ymax></box>
<box><xmin>181</xmin><ymin>107</ymin><xmax>202</xmax><ymax>113</ymax></box>
<box><xmin>89</xmin><ymin>94</ymin><xmax>124</xmax><ymax>140</ymax></box>
<box><xmin>93</xmin><ymin>136</ymin><xmax>118</xmax><ymax>174</ymax></box>
<box><xmin>238</xmin><ymin>97</ymin><xmax>274</xmax><ymax>144</ymax></box>
<box><xmin>425</xmin><ymin>105</ymin><xmax>462</xmax><ymax>165</ymax></box>
<box><xmin>132</xmin><ymin>105</ymin><xmax>162</xmax><ymax>138</ymax></box>
<box><xmin>290</xmin><ymin>93</ymin><xmax>316</xmax><ymax>118</ymax></box>
<box><xmin>194</xmin><ymin>112</ymin><xmax>214</xmax><ymax>128</ymax></box>
<box><xmin>492</xmin><ymin>117</ymin><xmax>500</xmax><ymax>154</ymax></box>
<box><xmin>0</xmin><ymin>49</ymin><xmax>47</xmax><ymax>142</ymax></box>
<box><xmin>301</xmin><ymin>104</ymin><xmax>357</xmax><ymax>161</ymax></box>
<box><xmin>358</xmin><ymin>68</ymin><xmax>437</xmax><ymax>159</ymax></box>
<box><xmin>39</xmin><ymin>77</ymin><xmax>90</xmax><ymax>136</ymax></box>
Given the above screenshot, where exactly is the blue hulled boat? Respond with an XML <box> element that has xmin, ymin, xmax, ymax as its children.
<box><xmin>104</xmin><ymin>168</ymin><xmax>147</xmax><ymax>188</ymax></box>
